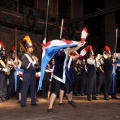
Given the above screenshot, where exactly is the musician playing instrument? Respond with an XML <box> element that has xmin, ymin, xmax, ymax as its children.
<box><xmin>103</xmin><ymin>46</ymin><xmax>114</xmax><ymax>100</ymax></box>
<box><xmin>86</xmin><ymin>46</ymin><xmax>99</xmax><ymax>101</ymax></box>
<box><xmin>6</xmin><ymin>45</ymin><xmax>21</xmax><ymax>100</ymax></box>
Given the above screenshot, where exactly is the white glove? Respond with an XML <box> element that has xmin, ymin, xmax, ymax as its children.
<box><xmin>100</xmin><ymin>59</ymin><xmax>104</xmax><ymax>64</ymax></box>
<box><xmin>32</xmin><ymin>60</ymin><xmax>37</xmax><ymax>66</ymax></box>
<box><xmin>2</xmin><ymin>68</ymin><xmax>9</xmax><ymax>72</ymax></box>
<box><xmin>96</xmin><ymin>61</ymin><xmax>100</xmax><ymax>67</ymax></box>
<box><xmin>103</xmin><ymin>54</ymin><xmax>108</xmax><ymax>59</ymax></box>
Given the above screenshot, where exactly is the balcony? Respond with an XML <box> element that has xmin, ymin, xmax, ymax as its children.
<box><xmin>0</xmin><ymin>6</ymin><xmax>58</xmax><ymax>35</ymax></box>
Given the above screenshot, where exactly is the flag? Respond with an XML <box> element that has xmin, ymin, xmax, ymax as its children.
<box><xmin>80</xmin><ymin>45</ymin><xmax>90</xmax><ymax>57</ymax></box>
<box><xmin>81</xmin><ymin>27</ymin><xmax>88</xmax><ymax>43</ymax></box>
<box><xmin>38</xmin><ymin>28</ymin><xmax>88</xmax><ymax>90</ymax></box>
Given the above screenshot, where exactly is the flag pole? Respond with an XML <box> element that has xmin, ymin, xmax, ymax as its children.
<box><xmin>43</xmin><ymin>0</ymin><xmax>50</xmax><ymax>44</ymax></box>
<box><xmin>14</xmin><ymin>27</ymin><xmax>17</xmax><ymax>92</ymax></box>
<box><xmin>60</xmin><ymin>19</ymin><xmax>64</xmax><ymax>39</ymax></box>
<box><xmin>15</xmin><ymin>27</ymin><xmax>17</xmax><ymax>57</ymax></box>
<box><xmin>115</xmin><ymin>27</ymin><xmax>118</xmax><ymax>59</ymax></box>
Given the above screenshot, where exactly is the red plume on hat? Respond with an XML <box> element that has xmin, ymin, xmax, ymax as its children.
<box><xmin>10</xmin><ymin>44</ymin><xmax>16</xmax><ymax>53</ymax></box>
<box><xmin>0</xmin><ymin>41</ymin><xmax>5</xmax><ymax>50</ymax></box>
<box><xmin>104</xmin><ymin>45</ymin><xmax>110</xmax><ymax>51</ymax></box>
<box><xmin>104</xmin><ymin>45</ymin><xmax>111</xmax><ymax>53</ymax></box>
<box><xmin>90</xmin><ymin>45</ymin><xmax>93</xmax><ymax>52</ymax></box>
<box><xmin>89</xmin><ymin>45</ymin><xmax>94</xmax><ymax>55</ymax></box>
<box><xmin>11</xmin><ymin>45</ymin><xmax>16</xmax><ymax>51</ymax></box>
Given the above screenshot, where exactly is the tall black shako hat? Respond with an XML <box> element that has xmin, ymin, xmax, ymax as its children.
<box><xmin>23</xmin><ymin>35</ymin><xmax>33</xmax><ymax>49</ymax></box>
<box><xmin>89</xmin><ymin>45</ymin><xmax>94</xmax><ymax>56</ymax></box>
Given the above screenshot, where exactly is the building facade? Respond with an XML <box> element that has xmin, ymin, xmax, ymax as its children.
<box><xmin>0</xmin><ymin>0</ymin><xmax>120</xmax><ymax>57</ymax></box>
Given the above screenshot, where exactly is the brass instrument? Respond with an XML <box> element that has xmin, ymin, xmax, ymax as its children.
<box><xmin>5</xmin><ymin>56</ymin><xmax>14</xmax><ymax>75</ymax></box>
<box><xmin>4</xmin><ymin>66</ymin><xmax>10</xmax><ymax>75</ymax></box>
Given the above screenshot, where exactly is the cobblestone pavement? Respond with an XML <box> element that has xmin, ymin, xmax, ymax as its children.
<box><xmin>0</xmin><ymin>94</ymin><xmax>120</xmax><ymax>120</ymax></box>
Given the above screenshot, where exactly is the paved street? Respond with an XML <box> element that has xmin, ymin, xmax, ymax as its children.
<box><xmin>0</xmin><ymin>93</ymin><xmax>120</xmax><ymax>120</ymax></box>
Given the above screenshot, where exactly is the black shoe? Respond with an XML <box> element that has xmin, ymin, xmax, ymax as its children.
<box><xmin>80</xmin><ymin>93</ymin><xmax>85</xmax><ymax>96</ymax></box>
<box><xmin>1</xmin><ymin>98</ymin><xmax>6</xmax><ymax>102</ymax></box>
<box><xmin>111</xmin><ymin>96</ymin><xmax>117</xmax><ymax>99</ymax></box>
<box><xmin>47</xmin><ymin>109</ymin><xmax>54</xmax><ymax>113</ymax></box>
<box><xmin>92</xmin><ymin>97</ymin><xmax>99</xmax><ymax>100</ymax></box>
<box><xmin>104</xmin><ymin>97</ymin><xmax>109</xmax><ymax>100</ymax></box>
<box><xmin>31</xmin><ymin>103</ymin><xmax>38</xmax><ymax>106</ymax></box>
<box><xmin>6</xmin><ymin>97</ymin><xmax>10</xmax><ymax>100</ymax></box>
<box><xmin>68</xmin><ymin>100</ymin><xmax>77</xmax><ymax>107</ymax></box>
<box><xmin>59</xmin><ymin>103</ymin><xmax>64</xmax><ymax>106</ymax></box>
<box><xmin>21</xmin><ymin>105</ymin><xmax>26</xmax><ymax>107</ymax></box>
<box><xmin>87</xmin><ymin>97</ymin><xmax>92</xmax><ymax>101</ymax></box>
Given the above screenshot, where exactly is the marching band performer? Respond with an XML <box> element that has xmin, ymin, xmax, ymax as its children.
<box><xmin>47</xmin><ymin>39</ymin><xmax>86</xmax><ymax>113</ymax></box>
<box><xmin>96</xmin><ymin>54</ymin><xmax>106</xmax><ymax>95</ymax></box>
<box><xmin>6</xmin><ymin>45</ymin><xmax>19</xmax><ymax>99</ymax></box>
<box><xmin>103</xmin><ymin>46</ymin><xmax>114</xmax><ymax>100</ymax></box>
<box><xmin>21</xmin><ymin>35</ymin><xmax>37</xmax><ymax>107</ymax></box>
<box><xmin>87</xmin><ymin>46</ymin><xmax>99</xmax><ymax>101</ymax></box>
<box><xmin>0</xmin><ymin>41</ymin><xmax>8</xmax><ymax>102</ymax></box>
<box><xmin>79</xmin><ymin>58</ymin><xmax>88</xmax><ymax>96</ymax></box>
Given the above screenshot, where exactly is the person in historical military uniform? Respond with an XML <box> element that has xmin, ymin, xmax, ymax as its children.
<box><xmin>96</xmin><ymin>54</ymin><xmax>106</xmax><ymax>95</ymax></box>
<box><xmin>87</xmin><ymin>46</ymin><xmax>99</xmax><ymax>101</ymax></box>
<box><xmin>21</xmin><ymin>35</ymin><xmax>37</xmax><ymax>107</ymax></box>
<box><xmin>0</xmin><ymin>41</ymin><xmax>8</xmax><ymax>102</ymax></box>
<box><xmin>103</xmin><ymin>46</ymin><xmax>113</xmax><ymax>100</ymax></box>
<box><xmin>110</xmin><ymin>53</ymin><xmax>120</xmax><ymax>99</ymax></box>
<box><xmin>79</xmin><ymin>58</ymin><xmax>88</xmax><ymax>96</ymax></box>
<box><xmin>6</xmin><ymin>45</ymin><xmax>17</xmax><ymax>99</ymax></box>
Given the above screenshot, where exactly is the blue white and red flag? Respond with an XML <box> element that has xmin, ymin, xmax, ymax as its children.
<box><xmin>38</xmin><ymin>27</ymin><xmax>88</xmax><ymax>90</ymax></box>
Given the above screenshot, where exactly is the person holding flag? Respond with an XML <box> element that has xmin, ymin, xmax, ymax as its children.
<box><xmin>43</xmin><ymin>28</ymin><xmax>88</xmax><ymax>113</ymax></box>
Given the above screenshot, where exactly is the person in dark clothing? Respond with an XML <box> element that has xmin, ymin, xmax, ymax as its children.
<box><xmin>0</xmin><ymin>41</ymin><xmax>8</xmax><ymax>102</ymax></box>
<box><xmin>87</xmin><ymin>46</ymin><xmax>99</xmax><ymax>101</ymax></box>
<box><xmin>103</xmin><ymin>46</ymin><xmax>113</xmax><ymax>100</ymax></box>
<box><xmin>21</xmin><ymin>35</ymin><xmax>37</xmax><ymax>107</ymax></box>
<box><xmin>96</xmin><ymin>54</ymin><xmax>105</xmax><ymax>95</ymax></box>
<box><xmin>79</xmin><ymin>59</ymin><xmax>88</xmax><ymax>96</ymax></box>
<box><xmin>47</xmin><ymin>40</ymin><xmax>86</xmax><ymax>113</ymax></box>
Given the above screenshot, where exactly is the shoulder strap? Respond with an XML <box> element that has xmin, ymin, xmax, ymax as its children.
<box><xmin>24</xmin><ymin>53</ymin><xmax>33</xmax><ymax>63</ymax></box>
